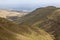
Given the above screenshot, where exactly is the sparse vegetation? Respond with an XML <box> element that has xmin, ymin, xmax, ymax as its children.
<box><xmin>0</xmin><ymin>17</ymin><xmax>54</xmax><ymax>40</ymax></box>
<box><xmin>13</xmin><ymin>6</ymin><xmax>60</xmax><ymax>40</ymax></box>
<box><xmin>1</xmin><ymin>6</ymin><xmax>60</xmax><ymax>40</ymax></box>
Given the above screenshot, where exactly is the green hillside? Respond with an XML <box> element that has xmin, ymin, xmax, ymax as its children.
<box><xmin>32</xmin><ymin>9</ymin><xmax>60</xmax><ymax>40</ymax></box>
<box><xmin>14</xmin><ymin>6</ymin><xmax>60</xmax><ymax>40</ymax></box>
<box><xmin>0</xmin><ymin>17</ymin><xmax>54</xmax><ymax>40</ymax></box>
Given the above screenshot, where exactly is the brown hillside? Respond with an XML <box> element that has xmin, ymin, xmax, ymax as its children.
<box><xmin>0</xmin><ymin>17</ymin><xmax>54</xmax><ymax>40</ymax></box>
<box><xmin>33</xmin><ymin>9</ymin><xmax>60</xmax><ymax>40</ymax></box>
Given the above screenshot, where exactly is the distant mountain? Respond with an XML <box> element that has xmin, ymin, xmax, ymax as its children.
<box><xmin>15</xmin><ymin>6</ymin><xmax>60</xmax><ymax>40</ymax></box>
<box><xmin>0</xmin><ymin>9</ymin><xmax>28</xmax><ymax>21</ymax></box>
<box><xmin>0</xmin><ymin>17</ymin><xmax>53</xmax><ymax>40</ymax></box>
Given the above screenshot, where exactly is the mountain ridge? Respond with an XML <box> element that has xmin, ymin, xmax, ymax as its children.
<box><xmin>14</xmin><ymin>6</ymin><xmax>60</xmax><ymax>40</ymax></box>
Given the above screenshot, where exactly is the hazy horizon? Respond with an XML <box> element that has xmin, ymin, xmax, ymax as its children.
<box><xmin>0</xmin><ymin>0</ymin><xmax>60</xmax><ymax>11</ymax></box>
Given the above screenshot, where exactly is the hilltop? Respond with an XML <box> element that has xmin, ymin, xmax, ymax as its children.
<box><xmin>15</xmin><ymin>6</ymin><xmax>57</xmax><ymax>24</ymax></box>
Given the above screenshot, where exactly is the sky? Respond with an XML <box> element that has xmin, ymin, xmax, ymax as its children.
<box><xmin>0</xmin><ymin>0</ymin><xmax>60</xmax><ymax>11</ymax></box>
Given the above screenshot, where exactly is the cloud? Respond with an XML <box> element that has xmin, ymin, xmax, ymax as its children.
<box><xmin>0</xmin><ymin>0</ymin><xmax>60</xmax><ymax>10</ymax></box>
<box><xmin>0</xmin><ymin>0</ymin><xmax>60</xmax><ymax>5</ymax></box>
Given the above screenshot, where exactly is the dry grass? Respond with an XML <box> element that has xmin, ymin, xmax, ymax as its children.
<box><xmin>0</xmin><ymin>17</ymin><xmax>54</xmax><ymax>40</ymax></box>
